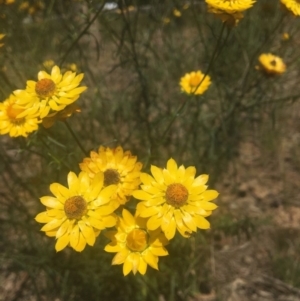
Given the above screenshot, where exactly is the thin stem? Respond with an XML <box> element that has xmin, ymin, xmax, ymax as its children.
<box><xmin>59</xmin><ymin>3</ymin><xmax>105</xmax><ymax>67</ymax></box>
<box><xmin>159</xmin><ymin>23</ymin><xmax>227</xmax><ymax>143</ymax></box>
<box><xmin>64</xmin><ymin>121</ymin><xmax>88</xmax><ymax>156</ymax></box>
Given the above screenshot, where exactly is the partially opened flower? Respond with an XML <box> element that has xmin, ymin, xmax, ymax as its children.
<box><xmin>35</xmin><ymin>171</ymin><xmax>118</xmax><ymax>252</ymax></box>
<box><xmin>133</xmin><ymin>158</ymin><xmax>219</xmax><ymax>240</ymax></box>
<box><xmin>0</xmin><ymin>94</ymin><xmax>40</xmax><ymax>137</ymax></box>
<box><xmin>281</xmin><ymin>0</ymin><xmax>300</xmax><ymax>16</ymax></box>
<box><xmin>80</xmin><ymin>146</ymin><xmax>143</xmax><ymax>208</ymax></box>
<box><xmin>105</xmin><ymin>209</ymin><xmax>169</xmax><ymax>276</ymax></box>
<box><xmin>14</xmin><ymin>65</ymin><xmax>87</xmax><ymax>118</ymax></box>
<box><xmin>180</xmin><ymin>71</ymin><xmax>211</xmax><ymax>95</ymax></box>
<box><xmin>257</xmin><ymin>53</ymin><xmax>286</xmax><ymax>75</ymax></box>
<box><xmin>205</xmin><ymin>0</ymin><xmax>256</xmax><ymax>13</ymax></box>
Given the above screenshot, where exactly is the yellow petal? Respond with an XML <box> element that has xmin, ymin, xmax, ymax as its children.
<box><xmin>132</xmin><ymin>190</ymin><xmax>152</xmax><ymax>201</ymax></box>
<box><xmin>40</xmin><ymin>196</ymin><xmax>64</xmax><ymax>209</ymax></box>
<box><xmin>193</xmin><ymin>174</ymin><xmax>209</xmax><ymax>186</ymax></box>
<box><xmin>147</xmin><ymin>214</ymin><xmax>162</xmax><ymax>231</ymax></box>
<box><xmin>112</xmin><ymin>249</ymin><xmax>129</xmax><ymax>264</ymax></box>
<box><xmin>163</xmin><ymin>217</ymin><xmax>176</xmax><ymax>240</ymax></box>
<box><xmin>55</xmin><ymin>232</ymin><xmax>70</xmax><ymax>252</ymax></box>
<box><xmin>56</xmin><ymin>219</ymin><xmax>70</xmax><ymax>238</ymax></box>
<box><xmin>87</xmin><ymin>216</ymin><xmax>105</xmax><ymax>230</ymax></box>
<box><xmin>104</xmin><ymin>243</ymin><xmax>123</xmax><ymax>253</ymax></box>
<box><xmin>123</xmin><ymin>257</ymin><xmax>133</xmax><ymax>276</ymax></box>
<box><xmin>150</xmin><ymin>247</ymin><xmax>169</xmax><ymax>256</ymax></box>
<box><xmin>67</xmin><ymin>172</ymin><xmax>79</xmax><ymax>192</ymax></box>
<box><xmin>102</xmin><ymin>215</ymin><xmax>117</xmax><ymax>227</ymax></box>
<box><xmin>150</xmin><ymin>165</ymin><xmax>164</xmax><ymax>184</ymax></box>
<box><xmin>131</xmin><ymin>253</ymin><xmax>140</xmax><ymax>275</ymax></box>
<box><xmin>166</xmin><ymin>158</ymin><xmax>178</xmax><ymax>174</ymax></box>
<box><xmin>78</xmin><ymin>221</ymin><xmax>95</xmax><ymax>246</ymax></box>
<box><xmin>140</xmin><ymin>173</ymin><xmax>154</xmax><ymax>185</ymax></box>
<box><xmin>138</xmin><ymin>258</ymin><xmax>147</xmax><ymax>275</ymax></box>
<box><xmin>97</xmin><ymin>185</ymin><xmax>117</xmax><ymax>205</ymax></box>
<box><xmin>201</xmin><ymin>190</ymin><xmax>219</xmax><ymax>201</ymax></box>
<box><xmin>182</xmin><ymin>211</ymin><xmax>197</xmax><ymax>232</ymax></box>
<box><xmin>70</xmin><ymin>224</ymin><xmax>80</xmax><ymax>249</ymax></box>
<box><xmin>41</xmin><ymin>218</ymin><xmax>65</xmax><ymax>232</ymax></box>
<box><xmin>138</xmin><ymin>206</ymin><xmax>159</xmax><ymax>218</ymax></box>
<box><xmin>122</xmin><ymin>209</ymin><xmax>135</xmax><ymax>226</ymax></box>
<box><xmin>74</xmin><ymin>232</ymin><xmax>86</xmax><ymax>252</ymax></box>
<box><xmin>35</xmin><ymin>211</ymin><xmax>53</xmax><ymax>223</ymax></box>
<box><xmin>143</xmin><ymin>251</ymin><xmax>158</xmax><ymax>270</ymax></box>
<box><xmin>194</xmin><ymin>215</ymin><xmax>210</xmax><ymax>229</ymax></box>
<box><xmin>198</xmin><ymin>201</ymin><xmax>218</xmax><ymax>211</ymax></box>
<box><xmin>79</xmin><ymin>172</ymin><xmax>90</xmax><ymax>194</ymax></box>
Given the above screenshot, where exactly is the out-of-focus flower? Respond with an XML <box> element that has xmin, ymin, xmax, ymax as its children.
<box><xmin>42</xmin><ymin>103</ymin><xmax>81</xmax><ymax>128</ymax></box>
<box><xmin>19</xmin><ymin>0</ymin><xmax>44</xmax><ymax>14</ymax></box>
<box><xmin>0</xmin><ymin>94</ymin><xmax>40</xmax><ymax>137</ymax></box>
<box><xmin>14</xmin><ymin>65</ymin><xmax>87</xmax><ymax>118</ymax></box>
<box><xmin>180</xmin><ymin>71</ymin><xmax>211</xmax><ymax>95</ymax></box>
<box><xmin>133</xmin><ymin>158</ymin><xmax>219</xmax><ymax>240</ymax></box>
<box><xmin>183</xmin><ymin>3</ymin><xmax>190</xmax><ymax>10</ymax></box>
<box><xmin>80</xmin><ymin>146</ymin><xmax>143</xmax><ymax>208</ymax></box>
<box><xmin>0</xmin><ymin>34</ymin><xmax>5</xmax><ymax>48</ymax></box>
<box><xmin>105</xmin><ymin>209</ymin><xmax>169</xmax><ymax>276</ymax></box>
<box><xmin>173</xmin><ymin>9</ymin><xmax>182</xmax><ymax>17</ymax></box>
<box><xmin>35</xmin><ymin>171</ymin><xmax>118</xmax><ymax>252</ymax></box>
<box><xmin>162</xmin><ymin>17</ymin><xmax>171</xmax><ymax>24</ymax></box>
<box><xmin>205</xmin><ymin>0</ymin><xmax>256</xmax><ymax>13</ymax></box>
<box><xmin>282</xmin><ymin>32</ymin><xmax>290</xmax><ymax>40</ymax></box>
<box><xmin>281</xmin><ymin>0</ymin><xmax>300</xmax><ymax>16</ymax></box>
<box><xmin>0</xmin><ymin>0</ymin><xmax>15</xmax><ymax>4</ymax></box>
<box><xmin>257</xmin><ymin>53</ymin><xmax>286</xmax><ymax>75</ymax></box>
<box><xmin>116</xmin><ymin>5</ymin><xmax>136</xmax><ymax>14</ymax></box>
<box><xmin>43</xmin><ymin>60</ymin><xmax>55</xmax><ymax>70</ymax></box>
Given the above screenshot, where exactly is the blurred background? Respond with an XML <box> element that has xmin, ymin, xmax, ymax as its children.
<box><xmin>1</xmin><ymin>0</ymin><xmax>300</xmax><ymax>300</ymax></box>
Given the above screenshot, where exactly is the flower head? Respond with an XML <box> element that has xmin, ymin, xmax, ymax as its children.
<box><xmin>180</xmin><ymin>71</ymin><xmax>211</xmax><ymax>95</ymax></box>
<box><xmin>257</xmin><ymin>53</ymin><xmax>286</xmax><ymax>75</ymax></box>
<box><xmin>105</xmin><ymin>209</ymin><xmax>169</xmax><ymax>276</ymax></box>
<box><xmin>0</xmin><ymin>94</ymin><xmax>40</xmax><ymax>137</ymax></box>
<box><xmin>0</xmin><ymin>34</ymin><xmax>5</xmax><ymax>48</ymax></box>
<box><xmin>35</xmin><ymin>171</ymin><xmax>118</xmax><ymax>252</ymax></box>
<box><xmin>133</xmin><ymin>158</ymin><xmax>219</xmax><ymax>240</ymax></box>
<box><xmin>281</xmin><ymin>0</ymin><xmax>300</xmax><ymax>16</ymax></box>
<box><xmin>80</xmin><ymin>146</ymin><xmax>143</xmax><ymax>208</ymax></box>
<box><xmin>205</xmin><ymin>0</ymin><xmax>256</xmax><ymax>13</ymax></box>
<box><xmin>14</xmin><ymin>65</ymin><xmax>87</xmax><ymax>119</ymax></box>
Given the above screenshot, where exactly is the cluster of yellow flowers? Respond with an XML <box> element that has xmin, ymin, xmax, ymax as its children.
<box><xmin>35</xmin><ymin>147</ymin><xmax>219</xmax><ymax>276</ymax></box>
<box><xmin>0</xmin><ymin>65</ymin><xmax>87</xmax><ymax>137</ymax></box>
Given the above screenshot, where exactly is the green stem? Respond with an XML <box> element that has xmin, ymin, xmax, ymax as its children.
<box><xmin>64</xmin><ymin>121</ymin><xmax>88</xmax><ymax>156</ymax></box>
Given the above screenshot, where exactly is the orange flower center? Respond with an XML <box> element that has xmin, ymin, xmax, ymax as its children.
<box><xmin>189</xmin><ymin>74</ymin><xmax>202</xmax><ymax>87</ymax></box>
<box><xmin>165</xmin><ymin>183</ymin><xmax>189</xmax><ymax>208</ymax></box>
<box><xmin>64</xmin><ymin>196</ymin><xmax>87</xmax><ymax>219</ymax></box>
<box><xmin>35</xmin><ymin>78</ymin><xmax>56</xmax><ymax>98</ymax></box>
<box><xmin>104</xmin><ymin>169</ymin><xmax>120</xmax><ymax>186</ymax></box>
<box><xmin>7</xmin><ymin>104</ymin><xmax>25</xmax><ymax>123</ymax></box>
<box><xmin>126</xmin><ymin>228</ymin><xmax>148</xmax><ymax>252</ymax></box>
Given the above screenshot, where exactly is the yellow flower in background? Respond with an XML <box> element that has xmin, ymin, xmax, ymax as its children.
<box><xmin>14</xmin><ymin>65</ymin><xmax>87</xmax><ymax>119</ymax></box>
<box><xmin>133</xmin><ymin>158</ymin><xmax>219</xmax><ymax>240</ymax></box>
<box><xmin>205</xmin><ymin>0</ymin><xmax>256</xmax><ymax>13</ymax></box>
<box><xmin>105</xmin><ymin>209</ymin><xmax>169</xmax><ymax>276</ymax></box>
<box><xmin>0</xmin><ymin>94</ymin><xmax>40</xmax><ymax>137</ymax></box>
<box><xmin>208</xmin><ymin>6</ymin><xmax>244</xmax><ymax>26</ymax></box>
<box><xmin>282</xmin><ymin>32</ymin><xmax>290</xmax><ymax>40</ymax></box>
<box><xmin>0</xmin><ymin>34</ymin><xmax>5</xmax><ymax>48</ymax></box>
<box><xmin>80</xmin><ymin>146</ymin><xmax>143</xmax><ymax>208</ymax></box>
<box><xmin>0</xmin><ymin>0</ymin><xmax>15</xmax><ymax>4</ymax></box>
<box><xmin>35</xmin><ymin>171</ymin><xmax>118</xmax><ymax>252</ymax></box>
<box><xmin>281</xmin><ymin>0</ymin><xmax>300</xmax><ymax>16</ymax></box>
<box><xmin>180</xmin><ymin>71</ymin><xmax>211</xmax><ymax>95</ymax></box>
<box><xmin>173</xmin><ymin>9</ymin><xmax>182</xmax><ymax>17</ymax></box>
<box><xmin>43</xmin><ymin>60</ymin><xmax>55</xmax><ymax>70</ymax></box>
<box><xmin>257</xmin><ymin>53</ymin><xmax>286</xmax><ymax>75</ymax></box>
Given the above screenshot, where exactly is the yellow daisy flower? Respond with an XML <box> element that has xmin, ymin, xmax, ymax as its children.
<box><xmin>257</xmin><ymin>53</ymin><xmax>286</xmax><ymax>75</ymax></box>
<box><xmin>104</xmin><ymin>209</ymin><xmax>169</xmax><ymax>276</ymax></box>
<box><xmin>180</xmin><ymin>71</ymin><xmax>211</xmax><ymax>95</ymax></box>
<box><xmin>0</xmin><ymin>94</ymin><xmax>40</xmax><ymax>137</ymax></box>
<box><xmin>0</xmin><ymin>34</ymin><xmax>5</xmax><ymax>48</ymax></box>
<box><xmin>133</xmin><ymin>158</ymin><xmax>219</xmax><ymax>240</ymax></box>
<box><xmin>205</xmin><ymin>0</ymin><xmax>256</xmax><ymax>13</ymax></box>
<box><xmin>14</xmin><ymin>65</ymin><xmax>87</xmax><ymax>119</ymax></box>
<box><xmin>173</xmin><ymin>9</ymin><xmax>182</xmax><ymax>17</ymax></box>
<box><xmin>207</xmin><ymin>6</ymin><xmax>244</xmax><ymax>26</ymax></box>
<box><xmin>35</xmin><ymin>171</ymin><xmax>118</xmax><ymax>252</ymax></box>
<box><xmin>281</xmin><ymin>0</ymin><xmax>300</xmax><ymax>16</ymax></box>
<box><xmin>80</xmin><ymin>146</ymin><xmax>143</xmax><ymax>208</ymax></box>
